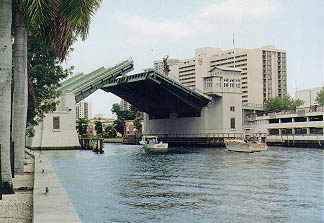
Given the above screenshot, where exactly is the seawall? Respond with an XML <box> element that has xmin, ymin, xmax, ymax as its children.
<box><xmin>26</xmin><ymin>150</ymin><xmax>81</xmax><ymax>223</ymax></box>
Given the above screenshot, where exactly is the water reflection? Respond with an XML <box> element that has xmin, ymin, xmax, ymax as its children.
<box><xmin>45</xmin><ymin>144</ymin><xmax>323</xmax><ymax>223</ymax></box>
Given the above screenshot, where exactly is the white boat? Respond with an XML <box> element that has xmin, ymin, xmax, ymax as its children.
<box><xmin>225</xmin><ymin>138</ymin><xmax>268</xmax><ymax>153</ymax></box>
<box><xmin>139</xmin><ymin>136</ymin><xmax>168</xmax><ymax>153</ymax></box>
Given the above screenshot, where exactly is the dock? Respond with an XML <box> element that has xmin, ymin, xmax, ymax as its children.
<box><xmin>79</xmin><ymin>138</ymin><xmax>104</xmax><ymax>153</ymax></box>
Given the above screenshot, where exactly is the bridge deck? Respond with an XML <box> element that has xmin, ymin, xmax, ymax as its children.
<box><xmin>102</xmin><ymin>69</ymin><xmax>210</xmax><ymax>117</ymax></box>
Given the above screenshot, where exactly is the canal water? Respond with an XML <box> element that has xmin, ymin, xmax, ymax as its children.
<box><xmin>43</xmin><ymin>144</ymin><xmax>323</xmax><ymax>223</ymax></box>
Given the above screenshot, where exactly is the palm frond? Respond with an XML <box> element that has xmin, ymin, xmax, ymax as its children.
<box><xmin>26</xmin><ymin>0</ymin><xmax>102</xmax><ymax>61</ymax></box>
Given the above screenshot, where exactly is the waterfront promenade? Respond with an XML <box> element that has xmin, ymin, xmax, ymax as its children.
<box><xmin>0</xmin><ymin>153</ymin><xmax>33</xmax><ymax>222</ymax></box>
<box><xmin>0</xmin><ymin>150</ymin><xmax>81</xmax><ymax>223</ymax></box>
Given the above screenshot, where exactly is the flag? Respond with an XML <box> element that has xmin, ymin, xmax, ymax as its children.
<box><xmin>232</xmin><ymin>33</ymin><xmax>235</xmax><ymax>48</ymax></box>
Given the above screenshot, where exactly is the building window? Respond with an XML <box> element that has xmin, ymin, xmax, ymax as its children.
<box><xmin>236</xmin><ymin>79</ymin><xmax>240</xmax><ymax>88</ymax></box>
<box><xmin>282</xmin><ymin>128</ymin><xmax>292</xmax><ymax>135</ymax></box>
<box><xmin>224</xmin><ymin>79</ymin><xmax>229</xmax><ymax>87</ymax></box>
<box><xmin>230</xmin><ymin>79</ymin><xmax>234</xmax><ymax>87</ymax></box>
<box><xmin>230</xmin><ymin>118</ymin><xmax>235</xmax><ymax>129</ymax></box>
<box><xmin>295</xmin><ymin>128</ymin><xmax>307</xmax><ymax>135</ymax></box>
<box><xmin>230</xmin><ymin>106</ymin><xmax>235</xmax><ymax>112</ymax></box>
<box><xmin>204</xmin><ymin>77</ymin><xmax>212</xmax><ymax>88</ymax></box>
<box><xmin>310</xmin><ymin>127</ymin><xmax>323</xmax><ymax>135</ymax></box>
<box><xmin>269</xmin><ymin>129</ymin><xmax>279</xmax><ymax>135</ymax></box>
<box><xmin>53</xmin><ymin>117</ymin><xmax>60</xmax><ymax>130</ymax></box>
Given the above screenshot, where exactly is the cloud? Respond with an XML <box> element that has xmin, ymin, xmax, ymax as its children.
<box><xmin>115</xmin><ymin>0</ymin><xmax>278</xmax><ymax>45</ymax></box>
<box><xmin>201</xmin><ymin>0</ymin><xmax>279</xmax><ymax>19</ymax></box>
<box><xmin>116</xmin><ymin>14</ymin><xmax>213</xmax><ymax>44</ymax></box>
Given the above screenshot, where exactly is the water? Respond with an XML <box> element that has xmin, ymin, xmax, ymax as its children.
<box><xmin>43</xmin><ymin>144</ymin><xmax>323</xmax><ymax>223</ymax></box>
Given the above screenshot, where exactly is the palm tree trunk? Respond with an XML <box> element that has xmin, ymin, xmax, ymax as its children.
<box><xmin>0</xmin><ymin>0</ymin><xmax>14</xmax><ymax>194</ymax></box>
<box><xmin>12</xmin><ymin>4</ymin><xmax>28</xmax><ymax>174</ymax></box>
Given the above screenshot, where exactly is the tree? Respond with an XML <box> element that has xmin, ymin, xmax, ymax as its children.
<box><xmin>105</xmin><ymin>125</ymin><xmax>117</xmax><ymax>138</ymax></box>
<box><xmin>111</xmin><ymin>103</ymin><xmax>137</xmax><ymax>120</ymax></box>
<box><xmin>11</xmin><ymin>3</ymin><xmax>28</xmax><ymax>174</ymax></box>
<box><xmin>133</xmin><ymin>111</ymin><xmax>143</xmax><ymax>136</ymax></box>
<box><xmin>114</xmin><ymin>118</ymin><xmax>125</xmax><ymax>136</ymax></box>
<box><xmin>11</xmin><ymin>0</ymin><xmax>102</xmax><ymax>175</ymax></box>
<box><xmin>111</xmin><ymin>103</ymin><xmax>121</xmax><ymax>115</ymax></box>
<box><xmin>111</xmin><ymin>103</ymin><xmax>139</xmax><ymax>136</ymax></box>
<box><xmin>1</xmin><ymin>0</ymin><xmax>102</xmax><ymax>193</ymax></box>
<box><xmin>95</xmin><ymin>121</ymin><xmax>103</xmax><ymax>137</ymax></box>
<box><xmin>26</xmin><ymin>35</ymin><xmax>72</xmax><ymax>132</ymax></box>
<box><xmin>315</xmin><ymin>87</ymin><xmax>324</xmax><ymax>106</ymax></box>
<box><xmin>264</xmin><ymin>95</ymin><xmax>304</xmax><ymax>113</ymax></box>
<box><xmin>0</xmin><ymin>0</ymin><xmax>14</xmax><ymax>194</ymax></box>
<box><xmin>76</xmin><ymin>118</ymin><xmax>89</xmax><ymax>138</ymax></box>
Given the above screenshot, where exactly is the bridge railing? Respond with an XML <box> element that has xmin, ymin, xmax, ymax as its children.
<box><xmin>143</xmin><ymin>133</ymin><xmax>244</xmax><ymax>139</ymax></box>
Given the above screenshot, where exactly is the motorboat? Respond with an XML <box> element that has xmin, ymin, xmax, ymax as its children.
<box><xmin>139</xmin><ymin>136</ymin><xmax>168</xmax><ymax>153</ymax></box>
<box><xmin>225</xmin><ymin>138</ymin><xmax>267</xmax><ymax>153</ymax></box>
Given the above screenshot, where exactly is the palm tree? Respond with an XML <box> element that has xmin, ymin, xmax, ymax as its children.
<box><xmin>12</xmin><ymin>3</ymin><xmax>28</xmax><ymax>174</ymax></box>
<box><xmin>11</xmin><ymin>0</ymin><xmax>102</xmax><ymax>174</ymax></box>
<box><xmin>0</xmin><ymin>0</ymin><xmax>14</xmax><ymax>194</ymax></box>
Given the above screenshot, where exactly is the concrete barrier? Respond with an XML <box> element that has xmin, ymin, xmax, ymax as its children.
<box><xmin>26</xmin><ymin>150</ymin><xmax>81</xmax><ymax>223</ymax></box>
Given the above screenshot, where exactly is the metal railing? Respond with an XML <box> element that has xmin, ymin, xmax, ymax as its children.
<box><xmin>242</xmin><ymin>103</ymin><xmax>264</xmax><ymax>109</ymax></box>
<box><xmin>143</xmin><ymin>132</ymin><xmax>244</xmax><ymax>139</ymax></box>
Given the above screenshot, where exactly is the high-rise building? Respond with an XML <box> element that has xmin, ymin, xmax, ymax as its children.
<box><xmin>120</xmin><ymin>99</ymin><xmax>131</xmax><ymax>111</ymax></box>
<box><xmin>76</xmin><ymin>101</ymin><xmax>92</xmax><ymax>119</ymax></box>
<box><xmin>155</xmin><ymin>45</ymin><xmax>287</xmax><ymax>106</ymax></box>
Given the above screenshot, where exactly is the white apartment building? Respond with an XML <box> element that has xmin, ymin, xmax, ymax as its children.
<box><xmin>76</xmin><ymin>101</ymin><xmax>92</xmax><ymax>119</ymax></box>
<box><xmin>155</xmin><ymin>45</ymin><xmax>287</xmax><ymax>106</ymax></box>
<box><xmin>120</xmin><ymin>99</ymin><xmax>131</xmax><ymax>110</ymax></box>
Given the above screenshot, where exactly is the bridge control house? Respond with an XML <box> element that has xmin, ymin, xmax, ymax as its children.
<box><xmin>141</xmin><ymin>66</ymin><xmax>243</xmax><ymax>146</ymax></box>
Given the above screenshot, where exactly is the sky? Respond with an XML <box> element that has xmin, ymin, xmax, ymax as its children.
<box><xmin>63</xmin><ymin>0</ymin><xmax>324</xmax><ymax>118</ymax></box>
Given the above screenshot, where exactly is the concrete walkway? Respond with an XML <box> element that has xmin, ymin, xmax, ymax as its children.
<box><xmin>0</xmin><ymin>153</ymin><xmax>34</xmax><ymax>223</ymax></box>
<box><xmin>26</xmin><ymin>150</ymin><xmax>81</xmax><ymax>223</ymax></box>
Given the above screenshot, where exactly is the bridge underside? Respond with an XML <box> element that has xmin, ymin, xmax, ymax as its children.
<box><xmin>102</xmin><ymin>70</ymin><xmax>210</xmax><ymax>118</ymax></box>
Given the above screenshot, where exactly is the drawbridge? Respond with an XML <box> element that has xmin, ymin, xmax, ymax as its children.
<box><xmin>59</xmin><ymin>58</ymin><xmax>209</xmax><ymax>117</ymax></box>
<box><xmin>102</xmin><ymin>69</ymin><xmax>210</xmax><ymax>118</ymax></box>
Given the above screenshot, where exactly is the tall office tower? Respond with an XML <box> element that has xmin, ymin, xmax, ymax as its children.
<box><xmin>154</xmin><ymin>45</ymin><xmax>287</xmax><ymax>106</ymax></box>
<box><xmin>76</xmin><ymin>101</ymin><xmax>92</xmax><ymax>119</ymax></box>
<box><xmin>120</xmin><ymin>99</ymin><xmax>132</xmax><ymax>111</ymax></box>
